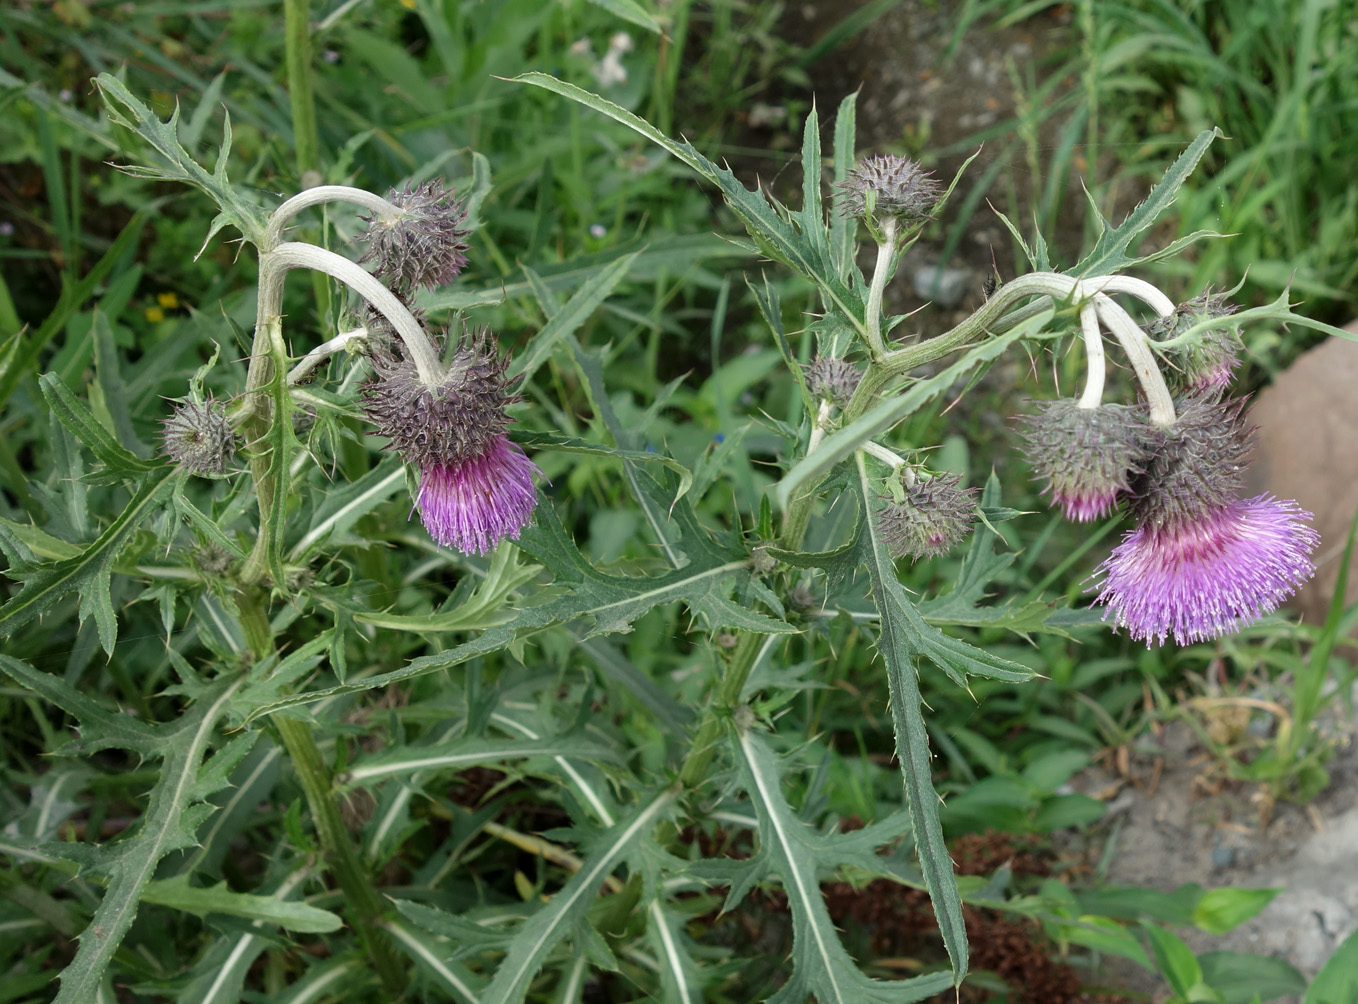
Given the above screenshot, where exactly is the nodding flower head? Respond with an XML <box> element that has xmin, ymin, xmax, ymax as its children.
<box><xmin>1093</xmin><ymin>393</ymin><xmax>1318</xmax><ymax>645</ymax></box>
<box><xmin>876</xmin><ymin>473</ymin><xmax>976</xmax><ymax>561</ymax></box>
<box><xmin>1129</xmin><ymin>394</ymin><xmax>1253</xmax><ymax>529</ymax></box>
<box><xmin>837</xmin><ymin>155</ymin><xmax>941</xmax><ymax>230</ymax></box>
<box><xmin>804</xmin><ymin>355</ymin><xmax>862</xmax><ymax>406</ymax></box>
<box><xmin>161</xmin><ymin>397</ymin><xmax>235</xmax><ymax>477</ymax></box>
<box><xmin>1147</xmin><ymin>288</ymin><xmax>1244</xmax><ymax>391</ymax></box>
<box><xmin>362</xmin><ymin>327</ymin><xmax>540</xmax><ymax>554</ymax></box>
<box><xmin>1019</xmin><ymin>399</ymin><xmax>1149</xmax><ymax>522</ymax></box>
<box><xmin>357</xmin><ymin>180</ymin><xmax>470</xmax><ymax>294</ymax></box>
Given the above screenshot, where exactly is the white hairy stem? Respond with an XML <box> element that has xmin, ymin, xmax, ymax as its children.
<box><xmin>1077</xmin><ymin>302</ymin><xmax>1106</xmax><ymax>409</ymax></box>
<box><xmin>863</xmin><ymin>217</ymin><xmax>898</xmax><ymax>359</ymax></box>
<box><xmin>287</xmin><ymin>326</ymin><xmax>369</xmax><ymax>385</ymax></box>
<box><xmin>262</xmin><ymin>242</ymin><xmax>444</xmax><ymax>386</ymax></box>
<box><xmin>1075</xmin><ymin>274</ymin><xmax>1176</xmax><ymax>317</ymax></box>
<box><xmin>264</xmin><ymin>185</ymin><xmax>403</xmax><ymax>249</ymax></box>
<box><xmin>1093</xmin><ymin>295</ymin><xmax>1177</xmax><ymax>426</ymax></box>
<box><xmin>861</xmin><ymin>440</ymin><xmax>907</xmax><ymax>469</ymax></box>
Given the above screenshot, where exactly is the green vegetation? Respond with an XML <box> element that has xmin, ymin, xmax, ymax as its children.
<box><xmin>1</xmin><ymin>2</ymin><xmax>1354</xmax><ymax>1003</ymax></box>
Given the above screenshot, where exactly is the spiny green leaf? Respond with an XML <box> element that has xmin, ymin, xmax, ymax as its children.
<box><xmin>260</xmin><ymin>330</ymin><xmax>300</xmax><ymax>590</ymax></box>
<box><xmin>854</xmin><ymin>452</ymin><xmax>968</xmax><ymax>982</ymax></box>
<box><xmin>829</xmin><ymin>92</ymin><xmax>859</xmax><ymax>280</ymax></box>
<box><xmin>39</xmin><ymin>372</ymin><xmax>161</xmax><ymax>479</ymax></box>
<box><xmin>242</xmin><ymin>496</ymin><xmax>789</xmax><ymax>722</ymax></box>
<box><xmin>566</xmin><ymin>338</ymin><xmax>688</xmax><ymax>566</ymax></box>
<box><xmin>289</xmin><ymin>455</ymin><xmax>405</xmax><ymax>560</ymax></box>
<box><xmin>8</xmin><ymin>671</ymin><xmax>244</xmax><ymax>1004</ymax></box>
<box><xmin>731</xmin><ymin>729</ymin><xmax>956</xmax><ymax>1003</ymax></box>
<box><xmin>387</xmin><ymin>917</ymin><xmax>486</xmax><ymax>1004</ymax></box>
<box><xmin>0</xmin><ymin>467</ymin><xmax>178</xmax><ymax>654</ymax></box>
<box><xmin>94</xmin><ymin>74</ymin><xmax>268</xmax><ymax>248</ymax></box>
<box><xmin>1073</xmin><ymin>127</ymin><xmax>1222</xmax><ymax>278</ymax></box>
<box><xmin>395</xmin><ymin>900</ymin><xmax>514</xmax><ymax>955</ymax></box>
<box><xmin>512</xmin><ymin>73</ymin><xmax>867</xmax><ymax>339</ymax></box>
<box><xmin>480</xmin><ymin>787</ymin><xmax>677</xmax><ymax>1004</ymax></box>
<box><xmin>354</xmin><ymin>545</ymin><xmax>540</xmax><ymax>633</ymax></box>
<box><xmin>516</xmin><ymin>430</ymin><xmax>694</xmax><ymax>509</ymax></box>
<box><xmin>509</xmin><ymin>249</ymin><xmax>642</xmax><ymax>383</ymax></box>
<box><xmin>139</xmin><ymin>874</ymin><xmax>341</xmax><ymax>933</ymax></box>
<box><xmin>338</xmin><ymin>734</ymin><xmax>617</xmax><ymax>789</ymax></box>
<box><xmin>0</xmin><ymin>655</ymin><xmax>158</xmax><ymax>756</ymax></box>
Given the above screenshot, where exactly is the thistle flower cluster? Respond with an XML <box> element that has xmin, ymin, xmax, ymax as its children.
<box><xmin>161</xmin><ymin>398</ymin><xmax>235</xmax><ymax>477</ymax></box>
<box><xmin>1017</xmin><ymin>285</ymin><xmax>1317</xmax><ymax>646</ymax></box>
<box><xmin>837</xmin><ymin>154</ymin><xmax>940</xmax><ymax>230</ymax></box>
<box><xmin>878</xmin><ymin>474</ymin><xmax>976</xmax><ymax>562</ymax></box>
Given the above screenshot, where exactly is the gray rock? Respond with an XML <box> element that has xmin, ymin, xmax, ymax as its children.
<box><xmin>912</xmin><ymin>265</ymin><xmax>972</xmax><ymax>307</ymax></box>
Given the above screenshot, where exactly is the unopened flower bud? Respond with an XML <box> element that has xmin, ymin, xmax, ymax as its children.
<box><xmin>1147</xmin><ymin>289</ymin><xmax>1243</xmax><ymax>391</ymax></box>
<box><xmin>877</xmin><ymin>473</ymin><xmax>976</xmax><ymax>561</ymax></box>
<box><xmin>357</xmin><ymin>180</ymin><xmax>470</xmax><ymax>294</ymax></box>
<box><xmin>804</xmin><ymin>355</ymin><xmax>862</xmax><ymax>406</ymax></box>
<box><xmin>161</xmin><ymin>398</ymin><xmax>235</xmax><ymax>476</ymax></box>
<box><xmin>1019</xmin><ymin>399</ymin><xmax>1149</xmax><ymax>521</ymax></box>
<box><xmin>837</xmin><ymin>155</ymin><xmax>941</xmax><ymax>229</ymax></box>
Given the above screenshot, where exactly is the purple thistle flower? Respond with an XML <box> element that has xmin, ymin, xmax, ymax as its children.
<box><xmin>1092</xmin><ymin>393</ymin><xmax>1319</xmax><ymax>645</ymax></box>
<box><xmin>1092</xmin><ymin>495</ymin><xmax>1319</xmax><ymax>646</ymax></box>
<box><xmin>416</xmin><ymin>434</ymin><xmax>541</xmax><ymax>555</ymax></box>
<box><xmin>363</xmin><ymin>327</ymin><xmax>541</xmax><ymax>554</ymax></box>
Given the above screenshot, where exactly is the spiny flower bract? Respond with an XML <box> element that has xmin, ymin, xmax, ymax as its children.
<box><xmin>1019</xmin><ymin>399</ymin><xmax>1149</xmax><ymax>521</ymax></box>
<box><xmin>1147</xmin><ymin>288</ymin><xmax>1244</xmax><ymax>392</ymax></box>
<box><xmin>160</xmin><ymin>397</ymin><xmax>235</xmax><ymax>476</ymax></box>
<box><xmin>357</xmin><ymin>179</ymin><xmax>470</xmax><ymax>294</ymax></box>
<box><xmin>804</xmin><ymin>355</ymin><xmax>862</xmax><ymax>406</ymax></box>
<box><xmin>837</xmin><ymin>155</ymin><xmax>941</xmax><ymax>227</ymax></box>
<box><xmin>1130</xmin><ymin>393</ymin><xmax>1252</xmax><ymax>529</ymax></box>
<box><xmin>877</xmin><ymin>473</ymin><xmax>976</xmax><ymax>561</ymax></box>
<box><xmin>362</xmin><ymin>327</ymin><xmax>512</xmax><ymax>470</ymax></box>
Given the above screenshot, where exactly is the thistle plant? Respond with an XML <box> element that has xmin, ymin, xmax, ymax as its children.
<box><xmin>2</xmin><ymin>71</ymin><xmax>1351</xmax><ymax>1004</ymax></box>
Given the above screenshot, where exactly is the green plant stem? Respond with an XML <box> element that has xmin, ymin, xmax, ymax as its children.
<box><xmin>862</xmin><ymin>219</ymin><xmax>897</xmax><ymax>360</ymax></box>
<box><xmin>236</xmin><ymin>593</ymin><xmax>408</xmax><ymax>995</ymax></box>
<box><xmin>284</xmin><ymin>0</ymin><xmax>319</xmax><ymax>178</ymax></box>
<box><xmin>679</xmin><ymin>632</ymin><xmax>766</xmax><ymax>787</ymax></box>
